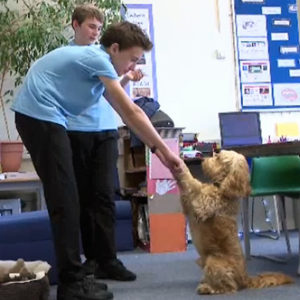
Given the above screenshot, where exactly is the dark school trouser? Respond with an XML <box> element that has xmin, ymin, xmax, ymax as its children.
<box><xmin>15</xmin><ymin>112</ymin><xmax>85</xmax><ymax>283</ymax></box>
<box><xmin>68</xmin><ymin>130</ymin><xmax>119</xmax><ymax>264</ymax></box>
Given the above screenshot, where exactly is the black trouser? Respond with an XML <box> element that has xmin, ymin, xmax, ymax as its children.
<box><xmin>68</xmin><ymin>129</ymin><xmax>119</xmax><ymax>265</ymax></box>
<box><xmin>15</xmin><ymin>112</ymin><xmax>84</xmax><ymax>283</ymax></box>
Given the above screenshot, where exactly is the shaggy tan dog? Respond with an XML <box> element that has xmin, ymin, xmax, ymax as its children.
<box><xmin>174</xmin><ymin>150</ymin><xmax>293</xmax><ymax>294</ymax></box>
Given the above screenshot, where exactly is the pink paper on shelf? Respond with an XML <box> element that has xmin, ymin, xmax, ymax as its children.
<box><xmin>149</xmin><ymin>139</ymin><xmax>179</xmax><ymax>179</ymax></box>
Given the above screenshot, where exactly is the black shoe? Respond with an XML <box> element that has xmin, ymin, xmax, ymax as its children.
<box><xmin>83</xmin><ymin>259</ymin><xmax>97</xmax><ymax>275</ymax></box>
<box><xmin>85</xmin><ymin>274</ymin><xmax>108</xmax><ymax>291</ymax></box>
<box><xmin>57</xmin><ymin>276</ymin><xmax>113</xmax><ymax>300</ymax></box>
<box><xmin>95</xmin><ymin>259</ymin><xmax>136</xmax><ymax>281</ymax></box>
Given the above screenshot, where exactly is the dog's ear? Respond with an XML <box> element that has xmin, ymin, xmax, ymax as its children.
<box><xmin>219</xmin><ymin>155</ymin><xmax>251</xmax><ymax>199</ymax></box>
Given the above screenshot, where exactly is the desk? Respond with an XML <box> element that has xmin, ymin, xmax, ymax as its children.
<box><xmin>0</xmin><ymin>172</ymin><xmax>45</xmax><ymax>210</ymax></box>
<box><xmin>228</xmin><ymin>141</ymin><xmax>300</xmax><ymax>157</ymax></box>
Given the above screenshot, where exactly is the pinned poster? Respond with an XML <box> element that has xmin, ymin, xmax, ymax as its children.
<box><xmin>277</xmin><ymin>59</ymin><xmax>295</xmax><ymax>68</ymax></box>
<box><xmin>288</xmin><ymin>4</ymin><xmax>297</xmax><ymax>13</ymax></box>
<box><xmin>274</xmin><ymin>83</ymin><xmax>300</xmax><ymax>106</ymax></box>
<box><xmin>289</xmin><ymin>69</ymin><xmax>300</xmax><ymax>77</ymax></box>
<box><xmin>271</xmin><ymin>32</ymin><xmax>289</xmax><ymax>41</ymax></box>
<box><xmin>280</xmin><ymin>46</ymin><xmax>299</xmax><ymax>54</ymax></box>
<box><xmin>234</xmin><ymin>0</ymin><xmax>300</xmax><ymax>110</ymax></box>
<box><xmin>131</xmin><ymin>65</ymin><xmax>153</xmax><ymax>98</ymax></box>
<box><xmin>238</xmin><ymin>37</ymin><xmax>269</xmax><ymax>60</ymax></box>
<box><xmin>125</xmin><ymin>4</ymin><xmax>158</xmax><ymax>101</ymax></box>
<box><xmin>262</xmin><ymin>6</ymin><xmax>281</xmax><ymax>15</ymax></box>
<box><xmin>242</xmin><ymin>83</ymin><xmax>272</xmax><ymax>106</ymax></box>
<box><xmin>242</xmin><ymin>0</ymin><xmax>264</xmax><ymax>2</ymax></box>
<box><xmin>240</xmin><ymin>60</ymin><xmax>271</xmax><ymax>83</ymax></box>
<box><xmin>236</xmin><ymin>14</ymin><xmax>267</xmax><ymax>37</ymax></box>
<box><xmin>272</xmin><ymin>19</ymin><xmax>291</xmax><ymax>26</ymax></box>
<box><xmin>276</xmin><ymin>122</ymin><xmax>299</xmax><ymax>137</ymax></box>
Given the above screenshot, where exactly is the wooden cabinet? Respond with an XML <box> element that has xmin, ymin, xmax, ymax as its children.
<box><xmin>117</xmin><ymin>126</ymin><xmax>186</xmax><ymax>253</ymax></box>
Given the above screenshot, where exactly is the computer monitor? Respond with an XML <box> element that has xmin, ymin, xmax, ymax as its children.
<box><xmin>219</xmin><ymin>112</ymin><xmax>262</xmax><ymax>148</ymax></box>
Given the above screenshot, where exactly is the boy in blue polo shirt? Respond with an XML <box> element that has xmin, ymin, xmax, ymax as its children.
<box><xmin>12</xmin><ymin>20</ymin><xmax>183</xmax><ymax>300</ymax></box>
<box><xmin>67</xmin><ymin>4</ymin><xmax>140</xmax><ymax>285</ymax></box>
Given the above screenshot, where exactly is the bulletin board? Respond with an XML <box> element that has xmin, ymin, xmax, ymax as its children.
<box><xmin>124</xmin><ymin>4</ymin><xmax>158</xmax><ymax>102</ymax></box>
<box><xmin>234</xmin><ymin>0</ymin><xmax>300</xmax><ymax>110</ymax></box>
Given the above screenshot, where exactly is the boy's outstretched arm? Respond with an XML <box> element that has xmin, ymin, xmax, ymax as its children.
<box><xmin>100</xmin><ymin>76</ymin><xmax>183</xmax><ymax>175</ymax></box>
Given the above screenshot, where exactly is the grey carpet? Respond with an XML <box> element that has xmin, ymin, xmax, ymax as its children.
<box><xmin>49</xmin><ymin>232</ymin><xmax>300</xmax><ymax>299</ymax></box>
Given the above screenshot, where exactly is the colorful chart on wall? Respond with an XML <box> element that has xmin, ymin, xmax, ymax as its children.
<box><xmin>234</xmin><ymin>0</ymin><xmax>300</xmax><ymax>110</ymax></box>
<box><xmin>124</xmin><ymin>4</ymin><xmax>158</xmax><ymax>102</ymax></box>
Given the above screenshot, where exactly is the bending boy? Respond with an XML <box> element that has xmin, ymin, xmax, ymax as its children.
<box><xmin>12</xmin><ymin>20</ymin><xmax>183</xmax><ymax>300</ymax></box>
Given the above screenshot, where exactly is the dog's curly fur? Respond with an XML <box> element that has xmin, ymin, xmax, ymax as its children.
<box><xmin>174</xmin><ymin>150</ymin><xmax>293</xmax><ymax>295</ymax></box>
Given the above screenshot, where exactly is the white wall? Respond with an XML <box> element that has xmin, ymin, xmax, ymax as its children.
<box><xmin>125</xmin><ymin>0</ymin><xmax>238</xmax><ymax>140</ymax></box>
<box><xmin>125</xmin><ymin>0</ymin><xmax>300</xmax><ymax>142</ymax></box>
<box><xmin>2</xmin><ymin>0</ymin><xmax>300</xmax><ymax>142</ymax></box>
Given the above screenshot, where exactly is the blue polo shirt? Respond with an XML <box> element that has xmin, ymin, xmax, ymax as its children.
<box><xmin>67</xmin><ymin>96</ymin><xmax>118</xmax><ymax>131</ymax></box>
<box><xmin>66</xmin><ymin>42</ymin><xmax>118</xmax><ymax>131</ymax></box>
<box><xmin>11</xmin><ymin>45</ymin><xmax>118</xmax><ymax>128</ymax></box>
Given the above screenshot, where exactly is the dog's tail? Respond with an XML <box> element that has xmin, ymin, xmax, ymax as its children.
<box><xmin>247</xmin><ymin>272</ymin><xmax>293</xmax><ymax>289</ymax></box>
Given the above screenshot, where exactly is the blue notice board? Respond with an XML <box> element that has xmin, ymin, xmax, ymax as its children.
<box><xmin>234</xmin><ymin>0</ymin><xmax>300</xmax><ymax>110</ymax></box>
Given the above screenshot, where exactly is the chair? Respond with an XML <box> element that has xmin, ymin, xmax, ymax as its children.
<box><xmin>0</xmin><ymin>200</ymin><xmax>133</xmax><ymax>284</ymax></box>
<box><xmin>0</xmin><ymin>169</ymin><xmax>134</xmax><ymax>284</ymax></box>
<box><xmin>242</xmin><ymin>155</ymin><xmax>300</xmax><ymax>270</ymax></box>
<box><xmin>0</xmin><ymin>210</ymin><xmax>57</xmax><ymax>283</ymax></box>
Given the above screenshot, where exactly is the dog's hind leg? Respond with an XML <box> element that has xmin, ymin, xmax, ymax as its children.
<box><xmin>196</xmin><ymin>281</ymin><xmax>237</xmax><ymax>295</ymax></box>
<box><xmin>197</xmin><ymin>256</ymin><xmax>239</xmax><ymax>294</ymax></box>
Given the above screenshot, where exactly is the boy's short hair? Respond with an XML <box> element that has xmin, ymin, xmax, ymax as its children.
<box><xmin>72</xmin><ymin>4</ymin><xmax>104</xmax><ymax>28</ymax></box>
<box><xmin>100</xmin><ymin>21</ymin><xmax>153</xmax><ymax>51</ymax></box>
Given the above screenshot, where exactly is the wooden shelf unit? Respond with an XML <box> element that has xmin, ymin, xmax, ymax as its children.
<box><xmin>117</xmin><ymin>126</ymin><xmax>187</xmax><ymax>253</ymax></box>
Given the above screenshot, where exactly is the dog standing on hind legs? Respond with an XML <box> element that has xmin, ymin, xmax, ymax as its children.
<box><xmin>173</xmin><ymin>150</ymin><xmax>293</xmax><ymax>295</ymax></box>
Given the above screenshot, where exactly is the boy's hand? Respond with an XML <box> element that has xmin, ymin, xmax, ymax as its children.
<box><xmin>125</xmin><ymin>69</ymin><xmax>144</xmax><ymax>82</ymax></box>
<box><xmin>155</xmin><ymin>149</ymin><xmax>184</xmax><ymax>176</ymax></box>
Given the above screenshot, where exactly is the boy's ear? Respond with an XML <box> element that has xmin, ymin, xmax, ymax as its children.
<box><xmin>111</xmin><ymin>43</ymin><xmax>120</xmax><ymax>54</ymax></box>
<box><xmin>72</xmin><ymin>19</ymin><xmax>80</xmax><ymax>30</ymax></box>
